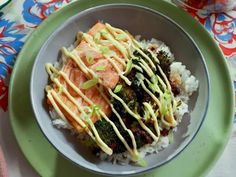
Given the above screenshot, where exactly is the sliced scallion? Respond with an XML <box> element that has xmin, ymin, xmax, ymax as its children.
<box><xmin>124</xmin><ymin>59</ymin><xmax>133</xmax><ymax>75</ymax></box>
<box><xmin>168</xmin><ymin>130</ymin><xmax>174</xmax><ymax>144</ymax></box>
<box><xmin>85</xmin><ymin>52</ymin><xmax>94</xmax><ymax>64</ymax></box>
<box><xmin>114</xmin><ymin>84</ymin><xmax>123</xmax><ymax>93</ymax></box>
<box><xmin>160</xmin><ymin>90</ymin><xmax>172</xmax><ymax>116</ymax></box>
<box><xmin>95</xmin><ymin>65</ymin><xmax>106</xmax><ymax>71</ymax></box>
<box><xmin>100</xmin><ymin>46</ymin><xmax>110</xmax><ymax>55</ymax></box>
<box><xmin>115</xmin><ymin>33</ymin><xmax>127</xmax><ymax>41</ymax></box>
<box><xmin>94</xmin><ymin>32</ymin><xmax>101</xmax><ymax>42</ymax></box>
<box><xmin>143</xmin><ymin>102</ymin><xmax>155</xmax><ymax>120</ymax></box>
<box><xmin>81</xmin><ymin>77</ymin><xmax>98</xmax><ymax>89</ymax></box>
<box><xmin>91</xmin><ymin>104</ymin><xmax>101</xmax><ymax>118</ymax></box>
<box><xmin>137</xmin><ymin>156</ymin><xmax>147</xmax><ymax>167</ymax></box>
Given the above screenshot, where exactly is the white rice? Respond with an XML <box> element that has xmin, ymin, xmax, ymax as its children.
<box><xmin>50</xmin><ymin>37</ymin><xmax>199</xmax><ymax>165</ymax></box>
<box><xmin>169</xmin><ymin>62</ymin><xmax>199</xmax><ymax>103</ymax></box>
<box><xmin>97</xmin><ymin>136</ymin><xmax>170</xmax><ymax>165</ymax></box>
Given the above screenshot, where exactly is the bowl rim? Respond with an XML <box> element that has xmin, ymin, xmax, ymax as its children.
<box><xmin>30</xmin><ymin>3</ymin><xmax>210</xmax><ymax>176</ymax></box>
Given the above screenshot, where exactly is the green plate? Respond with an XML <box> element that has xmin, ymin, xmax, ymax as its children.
<box><xmin>9</xmin><ymin>0</ymin><xmax>234</xmax><ymax>177</ymax></box>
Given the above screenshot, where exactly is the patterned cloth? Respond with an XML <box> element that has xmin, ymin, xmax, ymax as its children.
<box><xmin>0</xmin><ymin>0</ymin><xmax>75</xmax><ymax>112</ymax></box>
<box><xmin>0</xmin><ymin>0</ymin><xmax>235</xmax><ymax>176</ymax></box>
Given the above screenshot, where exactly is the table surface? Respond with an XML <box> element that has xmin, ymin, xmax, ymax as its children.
<box><xmin>0</xmin><ymin>0</ymin><xmax>236</xmax><ymax>177</ymax></box>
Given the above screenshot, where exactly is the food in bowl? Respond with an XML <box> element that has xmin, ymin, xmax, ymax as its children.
<box><xmin>45</xmin><ymin>22</ymin><xmax>198</xmax><ymax>166</ymax></box>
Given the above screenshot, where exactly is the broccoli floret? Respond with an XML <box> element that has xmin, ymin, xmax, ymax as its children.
<box><xmin>127</xmin><ymin>70</ymin><xmax>144</xmax><ymax>101</ymax></box>
<box><xmin>133</xmin><ymin>49</ymin><xmax>154</xmax><ymax>60</ymax></box>
<box><xmin>156</xmin><ymin>50</ymin><xmax>173</xmax><ymax>74</ymax></box>
<box><xmin>133</xmin><ymin>49</ymin><xmax>173</xmax><ymax>75</ymax></box>
<box><xmin>94</xmin><ymin>118</ymin><xmax>131</xmax><ymax>153</ymax></box>
<box><xmin>132</xmin><ymin>58</ymin><xmax>141</xmax><ymax>65</ymax></box>
<box><xmin>143</xmin><ymin>49</ymin><xmax>159</xmax><ymax>65</ymax></box>
<box><xmin>112</xmin><ymin>77</ymin><xmax>141</xmax><ymax>115</ymax></box>
<box><xmin>111</xmin><ymin>98</ymin><xmax>126</xmax><ymax>117</ymax></box>
<box><xmin>94</xmin><ymin>118</ymin><xmax>155</xmax><ymax>153</ymax></box>
<box><xmin>116</xmin><ymin>79</ymin><xmax>136</xmax><ymax>102</ymax></box>
<box><xmin>128</xmin><ymin>71</ymin><xmax>152</xmax><ymax>105</ymax></box>
<box><xmin>130</xmin><ymin>121</ymin><xmax>153</xmax><ymax>148</ymax></box>
<box><xmin>133</xmin><ymin>49</ymin><xmax>158</xmax><ymax>71</ymax></box>
<box><xmin>133</xmin><ymin>50</ymin><xmax>141</xmax><ymax>57</ymax></box>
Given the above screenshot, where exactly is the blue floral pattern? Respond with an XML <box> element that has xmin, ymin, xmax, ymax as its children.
<box><xmin>22</xmin><ymin>0</ymin><xmax>73</xmax><ymax>28</ymax></box>
<box><xmin>0</xmin><ymin>0</ymin><xmax>74</xmax><ymax>111</ymax></box>
<box><xmin>0</xmin><ymin>12</ymin><xmax>25</xmax><ymax>79</ymax></box>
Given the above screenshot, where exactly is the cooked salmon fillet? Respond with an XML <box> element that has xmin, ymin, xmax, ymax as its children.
<box><xmin>48</xmin><ymin>22</ymin><xmax>126</xmax><ymax>131</ymax></box>
<box><xmin>75</xmin><ymin>22</ymin><xmax>124</xmax><ymax>89</ymax></box>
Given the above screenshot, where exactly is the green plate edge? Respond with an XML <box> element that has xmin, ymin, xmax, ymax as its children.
<box><xmin>8</xmin><ymin>0</ymin><xmax>234</xmax><ymax>177</ymax></box>
<box><xmin>0</xmin><ymin>0</ymin><xmax>11</xmax><ymax>10</ymax></box>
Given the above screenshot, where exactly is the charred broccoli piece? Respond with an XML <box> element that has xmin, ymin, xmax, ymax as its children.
<box><xmin>133</xmin><ymin>49</ymin><xmax>155</xmax><ymax>61</ymax></box>
<box><xmin>133</xmin><ymin>50</ymin><xmax>141</xmax><ymax>58</ymax></box>
<box><xmin>128</xmin><ymin>70</ymin><xmax>152</xmax><ymax>105</ymax></box>
<box><xmin>130</xmin><ymin>121</ymin><xmax>154</xmax><ymax>148</ymax></box>
<box><xmin>111</xmin><ymin>98</ymin><xmax>126</xmax><ymax>117</ymax></box>
<box><xmin>143</xmin><ymin>49</ymin><xmax>160</xmax><ymax>66</ymax></box>
<box><xmin>133</xmin><ymin>49</ymin><xmax>158</xmax><ymax>71</ymax></box>
<box><xmin>156</xmin><ymin>50</ymin><xmax>173</xmax><ymax>74</ymax></box>
<box><xmin>112</xmin><ymin>77</ymin><xmax>141</xmax><ymax>115</ymax></box>
<box><xmin>94</xmin><ymin>118</ymin><xmax>131</xmax><ymax>153</ymax></box>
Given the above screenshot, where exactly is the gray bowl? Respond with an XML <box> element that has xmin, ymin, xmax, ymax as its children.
<box><xmin>30</xmin><ymin>4</ymin><xmax>209</xmax><ymax>176</ymax></box>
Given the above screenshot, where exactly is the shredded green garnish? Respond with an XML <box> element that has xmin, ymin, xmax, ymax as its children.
<box><xmin>143</xmin><ymin>104</ymin><xmax>150</xmax><ymax>120</ymax></box>
<box><xmin>148</xmin><ymin>82</ymin><xmax>156</xmax><ymax>93</ymax></box>
<box><xmin>137</xmin><ymin>156</ymin><xmax>147</xmax><ymax>167</ymax></box>
<box><xmin>100</xmin><ymin>29</ymin><xmax>109</xmax><ymax>35</ymax></box>
<box><xmin>91</xmin><ymin>104</ymin><xmax>101</xmax><ymax>119</ymax></box>
<box><xmin>164</xmin><ymin>90</ymin><xmax>172</xmax><ymax>101</ymax></box>
<box><xmin>94</xmin><ymin>32</ymin><xmax>101</xmax><ymax>42</ymax></box>
<box><xmin>100</xmin><ymin>46</ymin><xmax>111</xmax><ymax>55</ymax></box>
<box><xmin>85</xmin><ymin>52</ymin><xmax>94</xmax><ymax>64</ymax></box>
<box><xmin>115</xmin><ymin>34</ymin><xmax>127</xmax><ymax>41</ymax></box>
<box><xmin>82</xmin><ymin>104</ymin><xmax>101</xmax><ymax>120</ymax></box>
<box><xmin>114</xmin><ymin>84</ymin><xmax>123</xmax><ymax>93</ymax></box>
<box><xmin>149</xmin><ymin>84</ymin><xmax>160</xmax><ymax>94</ymax></box>
<box><xmin>80</xmin><ymin>107</ymin><xmax>92</xmax><ymax>121</ymax></box>
<box><xmin>151</xmin><ymin>75</ymin><xmax>158</xmax><ymax>84</ymax></box>
<box><xmin>147</xmin><ymin>76</ymin><xmax>161</xmax><ymax>94</ymax></box>
<box><xmin>124</xmin><ymin>60</ymin><xmax>133</xmax><ymax>75</ymax></box>
<box><xmin>95</xmin><ymin>65</ymin><xmax>106</xmax><ymax>71</ymax></box>
<box><xmin>168</xmin><ymin>130</ymin><xmax>174</xmax><ymax>144</ymax></box>
<box><xmin>160</xmin><ymin>90</ymin><xmax>172</xmax><ymax>116</ymax></box>
<box><xmin>81</xmin><ymin>77</ymin><xmax>98</xmax><ymax>89</ymax></box>
<box><xmin>100</xmin><ymin>40</ymin><xmax>110</xmax><ymax>45</ymax></box>
<box><xmin>91</xmin><ymin>104</ymin><xmax>101</xmax><ymax>112</ymax></box>
<box><xmin>143</xmin><ymin>102</ymin><xmax>155</xmax><ymax>120</ymax></box>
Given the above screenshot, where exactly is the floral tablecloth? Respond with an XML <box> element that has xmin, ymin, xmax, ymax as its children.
<box><xmin>0</xmin><ymin>0</ymin><xmax>235</xmax><ymax>177</ymax></box>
